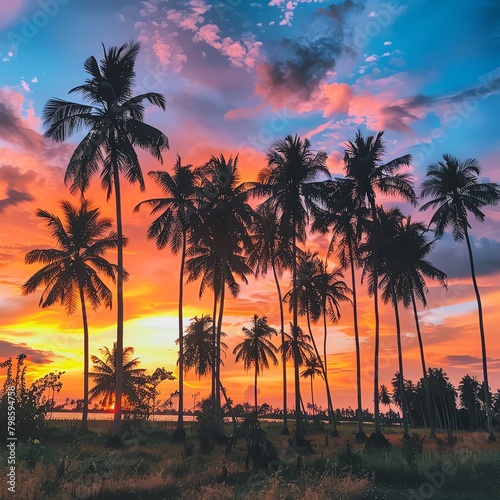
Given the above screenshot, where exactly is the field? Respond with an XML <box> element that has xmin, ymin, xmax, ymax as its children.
<box><xmin>1</xmin><ymin>420</ymin><xmax>500</xmax><ymax>500</ymax></box>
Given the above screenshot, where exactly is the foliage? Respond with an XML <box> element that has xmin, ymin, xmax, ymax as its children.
<box><xmin>0</xmin><ymin>354</ymin><xmax>64</xmax><ymax>440</ymax></box>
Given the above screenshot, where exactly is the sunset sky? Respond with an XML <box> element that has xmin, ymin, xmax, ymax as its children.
<box><xmin>1</xmin><ymin>0</ymin><xmax>500</xmax><ymax>413</ymax></box>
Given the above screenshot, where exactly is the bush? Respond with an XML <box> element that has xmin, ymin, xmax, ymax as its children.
<box><xmin>401</xmin><ymin>433</ymin><xmax>424</xmax><ymax>466</ymax></box>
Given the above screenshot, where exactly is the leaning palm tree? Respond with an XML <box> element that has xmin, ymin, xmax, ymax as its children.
<box><xmin>257</xmin><ymin>134</ymin><xmax>329</xmax><ymax>440</ymax></box>
<box><xmin>135</xmin><ymin>155</ymin><xmax>200</xmax><ymax>438</ymax></box>
<box><xmin>311</xmin><ymin>178</ymin><xmax>368</xmax><ymax>441</ymax></box>
<box><xmin>233</xmin><ymin>315</ymin><xmax>279</xmax><ymax>414</ymax></box>
<box><xmin>420</xmin><ymin>154</ymin><xmax>500</xmax><ymax>441</ymax></box>
<box><xmin>88</xmin><ymin>344</ymin><xmax>146</xmax><ymax>409</ymax></box>
<box><xmin>247</xmin><ymin>205</ymin><xmax>293</xmax><ymax>433</ymax></box>
<box><xmin>22</xmin><ymin>200</ymin><xmax>120</xmax><ymax>432</ymax></box>
<box><xmin>42</xmin><ymin>41</ymin><xmax>169</xmax><ymax>436</ymax></box>
<box><xmin>344</xmin><ymin>130</ymin><xmax>416</xmax><ymax>441</ymax></box>
<box><xmin>301</xmin><ymin>356</ymin><xmax>323</xmax><ymax>416</ymax></box>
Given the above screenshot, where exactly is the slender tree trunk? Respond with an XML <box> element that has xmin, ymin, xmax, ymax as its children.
<box><xmin>254</xmin><ymin>362</ymin><xmax>258</xmax><ymax>415</ymax></box>
<box><xmin>392</xmin><ymin>287</ymin><xmax>409</xmax><ymax>438</ymax></box>
<box><xmin>410</xmin><ymin>288</ymin><xmax>435</xmax><ymax>438</ymax></box>
<box><xmin>306</xmin><ymin>309</ymin><xmax>337</xmax><ymax>435</ymax></box>
<box><xmin>292</xmin><ymin>228</ymin><xmax>303</xmax><ymax>439</ymax></box>
<box><xmin>112</xmin><ymin>166</ymin><xmax>124</xmax><ymax>437</ymax></box>
<box><xmin>219</xmin><ymin>381</ymin><xmax>237</xmax><ymax>432</ymax></box>
<box><xmin>322</xmin><ymin>309</ymin><xmax>339</xmax><ymax>436</ymax></box>
<box><xmin>348</xmin><ymin>242</ymin><xmax>365</xmax><ymax>438</ymax></box>
<box><xmin>370</xmin><ymin>199</ymin><xmax>382</xmax><ymax>435</ymax></box>
<box><xmin>271</xmin><ymin>252</ymin><xmax>289</xmax><ymax>434</ymax></box>
<box><xmin>464</xmin><ymin>228</ymin><xmax>495</xmax><ymax>441</ymax></box>
<box><xmin>215</xmin><ymin>274</ymin><xmax>226</xmax><ymax>433</ymax></box>
<box><xmin>211</xmin><ymin>294</ymin><xmax>218</xmax><ymax>407</ymax></box>
<box><xmin>176</xmin><ymin>232</ymin><xmax>186</xmax><ymax>433</ymax></box>
<box><xmin>79</xmin><ymin>285</ymin><xmax>89</xmax><ymax>433</ymax></box>
<box><xmin>310</xmin><ymin>377</ymin><xmax>315</xmax><ymax>416</ymax></box>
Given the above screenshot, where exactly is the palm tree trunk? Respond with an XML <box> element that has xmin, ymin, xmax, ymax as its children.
<box><xmin>348</xmin><ymin>241</ymin><xmax>365</xmax><ymax>438</ymax></box>
<box><xmin>410</xmin><ymin>288</ymin><xmax>435</xmax><ymax>438</ymax></box>
<box><xmin>310</xmin><ymin>376</ymin><xmax>315</xmax><ymax>416</ymax></box>
<box><xmin>79</xmin><ymin>285</ymin><xmax>89</xmax><ymax>433</ymax></box>
<box><xmin>271</xmin><ymin>251</ymin><xmax>289</xmax><ymax>434</ymax></box>
<box><xmin>254</xmin><ymin>363</ymin><xmax>258</xmax><ymax>415</ymax></box>
<box><xmin>322</xmin><ymin>309</ymin><xmax>339</xmax><ymax>436</ymax></box>
<box><xmin>370</xmin><ymin>198</ymin><xmax>382</xmax><ymax>435</ymax></box>
<box><xmin>306</xmin><ymin>308</ymin><xmax>337</xmax><ymax>435</ymax></box>
<box><xmin>392</xmin><ymin>286</ymin><xmax>409</xmax><ymax>438</ymax></box>
<box><xmin>177</xmin><ymin>232</ymin><xmax>186</xmax><ymax>433</ymax></box>
<box><xmin>219</xmin><ymin>381</ymin><xmax>237</xmax><ymax>432</ymax></box>
<box><xmin>112</xmin><ymin>165</ymin><xmax>124</xmax><ymax>437</ymax></box>
<box><xmin>464</xmin><ymin>227</ymin><xmax>495</xmax><ymax>441</ymax></box>
<box><xmin>211</xmin><ymin>294</ymin><xmax>217</xmax><ymax>406</ymax></box>
<box><xmin>215</xmin><ymin>274</ymin><xmax>226</xmax><ymax>433</ymax></box>
<box><xmin>292</xmin><ymin>228</ymin><xmax>303</xmax><ymax>439</ymax></box>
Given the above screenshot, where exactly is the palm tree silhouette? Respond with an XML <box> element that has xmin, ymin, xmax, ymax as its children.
<box><xmin>301</xmin><ymin>356</ymin><xmax>323</xmax><ymax>416</ymax></box>
<box><xmin>135</xmin><ymin>155</ymin><xmax>199</xmax><ymax>437</ymax></box>
<box><xmin>344</xmin><ymin>130</ymin><xmax>415</xmax><ymax>439</ymax></box>
<box><xmin>22</xmin><ymin>200</ymin><xmax>120</xmax><ymax>432</ymax></box>
<box><xmin>182</xmin><ymin>315</ymin><xmax>227</xmax><ymax>380</ymax></box>
<box><xmin>88</xmin><ymin>344</ymin><xmax>146</xmax><ymax>410</ymax></box>
<box><xmin>247</xmin><ymin>205</ymin><xmax>292</xmax><ymax>434</ymax></box>
<box><xmin>280</xmin><ymin>324</ymin><xmax>316</xmax><ymax>369</ymax></box>
<box><xmin>233</xmin><ymin>315</ymin><xmax>278</xmax><ymax>414</ymax></box>
<box><xmin>258</xmin><ymin>134</ymin><xmax>328</xmax><ymax>439</ymax></box>
<box><xmin>378</xmin><ymin>384</ymin><xmax>392</xmax><ymax>413</ymax></box>
<box><xmin>311</xmin><ymin>178</ymin><xmax>368</xmax><ymax>440</ymax></box>
<box><xmin>420</xmin><ymin>154</ymin><xmax>500</xmax><ymax>441</ymax></box>
<box><xmin>391</xmin><ymin>215</ymin><xmax>447</xmax><ymax>438</ymax></box>
<box><xmin>42</xmin><ymin>41</ymin><xmax>169</xmax><ymax>435</ymax></box>
<box><xmin>186</xmin><ymin>154</ymin><xmax>254</xmax><ymax>431</ymax></box>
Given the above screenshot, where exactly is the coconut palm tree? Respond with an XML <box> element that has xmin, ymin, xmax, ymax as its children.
<box><xmin>420</xmin><ymin>154</ymin><xmax>500</xmax><ymax>441</ymax></box>
<box><xmin>247</xmin><ymin>205</ymin><xmax>293</xmax><ymax>434</ymax></box>
<box><xmin>186</xmin><ymin>155</ymin><xmax>254</xmax><ymax>430</ymax></box>
<box><xmin>182</xmin><ymin>315</ymin><xmax>227</xmax><ymax>380</ymax></box>
<box><xmin>257</xmin><ymin>134</ymin><xmax>329</xmax><ymax>439</ymax></box>
<box><xmin>311</xmin><ymin>178</ymin><xmax>368</xmax><ymax>440</ymax></box>
<box><xmin>233</xmin><ymin>315</ymin><xmax>279</xmax><ymax>414</ymax></box>
<box><xmin>22</xmin><ymin>200</ymin><xmax>120</xmax><ymax>432</ymax></box>
<box><xmin>344</xmin><ymin>130</ymin><xmax>416</xmax><ymax>440</ymax></box>
<box><xmin>42</xmin><ymin>41</ymin><xmax>169</xmax><ymax>436</ymax></box>
<box><xmin>88</xmin><ymin>344</ymin><xmax>146</xmax><ymax>410</ymax></box>
<box><xmin>280</xmin><ymin>324</ymin><xmax>316</xmax><ymax>369</ymax></box>
<box><xmin>301</xmin><ymin>356</ymin><xmax>323</xmax><ymax>416</ymax></box>
<box><xmin>379</xmin><ymin>385</ymin><xmax>392</xmax><ymax>413</ymax></box>
<box><xmin>134</xmin><ymin>155</ymin><xmax>200</xmax><ymax>438</ymax></box>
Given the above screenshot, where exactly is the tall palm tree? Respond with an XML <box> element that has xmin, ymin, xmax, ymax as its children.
<box><xmin>134</xmin><ymin>155</ymin><xmax>199</xmax><ymax>437</ymax></box>
<box><xmin>420</xmin><ymin>154</ymin><xmax>500</xmax><ymax>441</ymax></box>
<box><xmin>392</xmin><ymin>216</ymin><xmax>447</xmax><ymax>438</ymax></box>
<box><xmin>88</xmin><ymin>344</ymin><xmax>146</xmax><ymax>409</ymax></box>
<box><xmin>233</xmin><ymin>315</ymin><xmax>278</xmax><ymax>413</ymax></box>
<box><xmin>285</xmin><ymin>250</ymin><xmax>350</xmax><ymax>435</ymax></box>
<box><xmin>186</xmin><ymin>155</ymin><xmax>254</xmax><ymax>430</ymax></box>
<box><xmin>311</xmin><ymin>178</ymin><xmax>368</xmax><ymax>440</ymax></box>
<box><xmin>280</xmin><ymin>324</ymin><xmax>316</xmax><ymax>369</ymax></box>
<box><xmin>42</xmin><ymin>41</ymin><xmax>169</xmax><ymax>435</ymax></box>
<box><xmin>22</xmin><ymin>200</ymin><xmax>120</xmax><ymax>432</ymax></box>
<box><xmin>344</xmin><ymin>130</ymin><xmax>416</xmax><ymax>438</ymax></box>
<box><xmin>257</xmin><ymin>134</ymin><xmax>329</xmax><ymax>439</ymax></box>
<box><xmin>301</xmin><ymin>356</ymin><xmax>323</xmax><ymax>416</ymax></box>
<box><xmin>247</xmin><ymin>205</ymin><xmax>292</xmax><ymax>433</ymax></box>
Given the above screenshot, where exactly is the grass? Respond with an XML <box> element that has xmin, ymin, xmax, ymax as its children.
<box><xmin>1</xmin><ymin>420</ymin><xmax>499</xmax><ymax>499</ymax></box>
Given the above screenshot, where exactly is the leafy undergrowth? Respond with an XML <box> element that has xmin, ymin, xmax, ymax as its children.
<box><xmin>0</xmin><ymin>421</ymin><xmax>499</xmax><ymax>500</ymax></box>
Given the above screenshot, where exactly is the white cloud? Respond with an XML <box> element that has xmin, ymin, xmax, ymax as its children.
<box><xmin>365</xmin><ymin>54</ymin><xmax>378</xmax><ymax>62</ymax></box>
<box><xmin>20</xmin><ymin>80</ymin><xmax>30</xmax><ymax>92</ymax></box>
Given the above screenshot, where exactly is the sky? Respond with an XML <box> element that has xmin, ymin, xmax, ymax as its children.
<box><xmin>1</xmin><ymin>0</ymin><xmax>500</xmax><ymax>413</ymax></box>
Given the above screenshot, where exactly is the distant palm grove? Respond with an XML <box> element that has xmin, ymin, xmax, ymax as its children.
<box><xmin>20</xmin><ymin>41</ymin><xmax>500</xmax><ymax>447</ymax></box>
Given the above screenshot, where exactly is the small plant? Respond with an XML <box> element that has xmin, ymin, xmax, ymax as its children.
<box><xmin>196</xmin><ymin>398</ymin><xmax>217</xmax><ymax>454</ymax></box>
<box><xmin>401</xmin><ymin>433</ymin><xmax>424</xmax><ymax>466</ymax></box>
<box><xmin>337</xmin><ymin>440</ymin><xmax>362</xmax><ymax>471</ymax></box>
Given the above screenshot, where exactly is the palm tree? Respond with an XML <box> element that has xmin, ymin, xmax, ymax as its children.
<box><xmin>233</xmin><ymin>315</ymin><xmax>278</xmax><ymax>413</ymax></box>
<box><xmin>280</xmin><ymin>324</ymin><xmax>316</xmax><ymax>369</ymax></box>
<box><xmin>257</xmin><ymin>134</ymin><xmax>329</xmax><ymax>439</ymax></box>
<box><xmin>88</xmin><ymin>343</ymin><xmax>146</xmax><ymax>410</ymax></box>
<box><xmin>186</xmin><ymin>155</ymin><xmax>254</xmax><ymax>430</ymax></box>
<box><xmin>182</xmin><ymin>315</ymin><xmax>227</xmax><ymax>380</ymax></box>
<box><xmin>134</xmin><ymin>155</ymin><xmax>199</xmax><ymax>437</ymax></box>
<box><xmin>285</xmin><ymin>250</ymin><xmax>350</xmax><ymax>435</ymax></box>
<box><xmin>42</xmin><ymin>41</ymin><xmax>169</xmax><ymax>435</ymax></box>
<box><xmin>301</xmin><ymin>356</ymin><xmax>323</xmax><ymax>416</ymax></box>
<box><xmin>22</xmin><ymin>200</ymin><xmax>120</xmax><ymax>432</ymax></box>
<box><xmin>247</xmin><ymin>205</ymin><xmax>293</xmax><ymax>434</ymax></box>
<box><xmin>311</xmin><ymin>178</ymin><xmax>368</xmax><ymax>440</ymax></box>
<box><xmin>392</xmin><ymin>216</ymin><xmax>447</xmax><ymax>438</ymax></box>
<box><xmin>379</xmin><ymin>384</ymin><xmax>392</xmax><ymax>413</ymax></box>
<box><xmin>344</xmin><ymin>130</ymin><xmax>416</xmax><ymax>439</ymax></box>
<box><xmin>420</xmin><ymin>154</ymin><xmax>500</xmax><ymax>441</ymax></box>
